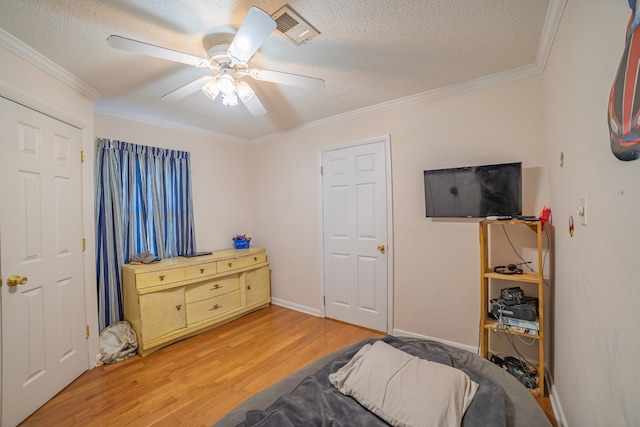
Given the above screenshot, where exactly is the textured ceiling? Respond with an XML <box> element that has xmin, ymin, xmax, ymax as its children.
<box><xmin>0</xmin><ymin>0</ymin><xmax>560</xmax><ymax>142</ymax></box>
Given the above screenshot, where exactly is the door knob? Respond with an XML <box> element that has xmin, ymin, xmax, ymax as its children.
<box><xmin>377</xmin><ymin>244</ymin><xmax>385</xmax><ymax>253</ymax></box>
<box><xmin>7</xmin><ymin>275</ymin><xmax>28</xmax><ymax>287</ymax></box>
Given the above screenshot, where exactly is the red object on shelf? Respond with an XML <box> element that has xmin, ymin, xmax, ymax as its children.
<box><xmin>539</xmin><ymin>206</ymin><xmax>551</xmax><ymax>230</ymax></box>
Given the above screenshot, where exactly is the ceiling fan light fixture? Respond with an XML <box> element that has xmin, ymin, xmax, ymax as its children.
<box><xmin>207</xmin><ymin>44</ymin><xmax>232</xmax><ymax>68</ymax></box>
<box><xmin>227</xmin><ymin>7</ymin><xmax>277</xmax><ymax>64</ymax></box>
<box><xmin>217</xmin><ymin>74</ymin><xmax>236</xmax><ymax>95</ymax></box>
<box><xmin>201</xmin><ymin>80</ymin><xmax>220</xmax><ymax>100</ymax></box>
<box><xmin>108</xmin><ymin>5</ymin><xmax>322</xmax><ymax>117</ymax></box>
<box><xmin>235</xmin><ymin>80</ymin><xmax>255</xmax><ymax>102</ymax></box>
<box><xmin>222</xmin><ymin>92</ymin><xmax>238</xmax><ymax>107</ymax></box>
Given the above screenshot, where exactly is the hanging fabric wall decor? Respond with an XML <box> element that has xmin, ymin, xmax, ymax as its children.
<box><xmin>608</xmin><ymin>0</ymin><xmax>640</xmax><ymax>161</ymax></box>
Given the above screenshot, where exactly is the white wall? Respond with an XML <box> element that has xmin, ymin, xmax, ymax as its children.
<box><xmin>251</xmin><ymin>76</ymin><xmax>548</xmax><ymax>345</ymax></box>
<box><xmin>94</xmin><ymin>114</ymin><xmax>255</xmax><ymax>252</ymax></box>
<box><xmin>543</xmin><ymin>0</ymin><xmax>639</xmax><ymax>425</ymax></box>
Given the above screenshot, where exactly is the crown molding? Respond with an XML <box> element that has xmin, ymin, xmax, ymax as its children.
<box><xmin>1</xmin><ymin>0</ymin><xmax>566</xmax><ymax>145</ymax></box>
<box><xmin>0</xmin><ymin>28</ymin><xmax>101</xmax><ymax>101</ymax></box>
<box><xmin>250</xmin><ymin>0</ymin><xmax>567</xmax><ymax>145</ymax></box>
<box><xmin>251</xmin><ymin>63</ymin><xmax>543</xmax><ymax>145</ymax></box>
<box><xmin>94</xmin><ymin>99</ymin><xmax>250</xmax><ymax>145</ymax></box>
<box><xmin>537</xmin><ymin>0</ymin><xmax>567</xmax><ymax>69</ymax></box>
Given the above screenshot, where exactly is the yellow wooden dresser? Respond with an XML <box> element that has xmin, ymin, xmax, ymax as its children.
<box><xmin>122</xmin><ymin>247</ymin><xmax>270</xmax><ymax>356</ymax></box>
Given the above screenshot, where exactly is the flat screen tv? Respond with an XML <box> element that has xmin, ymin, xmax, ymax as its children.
<box><xmin>424</xmin><ymin>162</ymin><xmax>522</xmax><ymax>218</ymax></box>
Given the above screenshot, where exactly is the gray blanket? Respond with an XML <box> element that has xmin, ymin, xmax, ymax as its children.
<box><xmin>236</xmin><ymin>336</ymin><xmax>506</xmax><ymax>427</ymax></box>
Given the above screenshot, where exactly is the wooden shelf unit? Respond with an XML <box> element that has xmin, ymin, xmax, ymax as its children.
<box><xmin>479</xmin><ymin>219</ymin><xmax>546</xmax><ymax>397</ymax></box>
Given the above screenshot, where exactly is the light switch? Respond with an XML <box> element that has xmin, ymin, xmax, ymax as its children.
<box><xmin>578</xmin><ymin>197</ymin><xmax>588</xmax><ymax>226</ymax></box>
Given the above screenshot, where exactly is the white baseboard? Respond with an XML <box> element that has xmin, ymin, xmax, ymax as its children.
<box><xmin>269</xmin><ymin>301</ymin><xmax>478</xmax><ymax>355</ymax></box>
<box><xmin>271</xmin><ymin>298</ymin><xmax>321</xmax><ymax>317</ymax></box>
<box><xmin>547</xmin><ymin>376</ymin><xmax>568</xmax><ymax>427</ymax></box>
<box><xmin>392</xmin><ymin>328</ymin><xmax>479</xmax><ymax>354</ymax></box>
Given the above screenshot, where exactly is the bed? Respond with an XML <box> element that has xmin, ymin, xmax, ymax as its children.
<box><xmin>213</xmin><ymin>335</ymin><xmax>551</xmax><ymax>427</ymax></box>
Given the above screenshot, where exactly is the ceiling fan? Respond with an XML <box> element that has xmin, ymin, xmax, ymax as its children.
<box><xmin>107</xmin><ymin>6</ymin><xmax>324</xmax><ymax>116</ymax></box>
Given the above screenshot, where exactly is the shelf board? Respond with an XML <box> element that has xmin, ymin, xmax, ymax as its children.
<box><xmin>483</xmin><ymin>320</ymin><xmax>541</xmax><ymax>339</ymax></box>
<box><xmin>480</xmin><ymin>219</ymin><xmax>540</xmax><ymax>225</ymax></box>
<box><xmin>482</xmin><ymin>270</ymin><xmax>541</xmax><ymax>283</ymax></box>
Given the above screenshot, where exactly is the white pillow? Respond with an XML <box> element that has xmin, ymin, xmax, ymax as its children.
<box><xmin>329</xmin><ymin>341</ymin><xmax>479</xmax><ymax>427</ymax></box>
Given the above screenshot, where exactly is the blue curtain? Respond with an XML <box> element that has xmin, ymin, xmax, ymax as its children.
<box><xmin>95</xmin><ymin>138</ymin><xmax>196</xmax><ymax>331</ymax></box>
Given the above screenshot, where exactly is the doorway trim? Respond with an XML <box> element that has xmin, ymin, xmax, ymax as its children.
<box><xmin>318</xmin><ymin>134</ymin><xmax>394</xmax><ymax>333</ymax></box>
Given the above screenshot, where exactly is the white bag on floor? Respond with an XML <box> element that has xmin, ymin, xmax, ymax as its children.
<box><xmin>96</xmin><ymin>320</ymin><xmax>138</xmax><ymax>366</ymax></box>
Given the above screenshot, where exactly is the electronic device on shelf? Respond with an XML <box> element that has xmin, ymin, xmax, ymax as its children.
<box><xmin>516</xmin><ymin>215</ymin><xmax>538</xmax><ymax>221</ymax></box>
<box><xmin>486</xmin><ymin>215</ymin><xmax>513</xmax><ymax>220</ymax></box>
<box><xmin>493</xmin><ymin>261</ymin><xmax>531</xmax><ymax>275</ymax></box>
<box><xmin>423</xmin><ymin>162</ymin><xmax>522</xmax><ymax>218</ymax></box>
<box><xmin>491</xmin><ymin>297</ymin><xmax>538</xmax><ymax>321</ymax></box>
<box><xmin>490</xmin><ymin>354</ymin><xmax>538</xmax><ymax>389</ymax></box>
<box><xmin>500</xmin><ymin>286</ymin><xmax>525</xmax><ymax>305</ymax></box>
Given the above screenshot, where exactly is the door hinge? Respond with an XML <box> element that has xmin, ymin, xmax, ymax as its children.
<box><xmin>86</xmin><ymin>325</ymin><xmax>90</xmax><ymax>339</ymax></box>
<box><xmin>320</xmin><ymin>165</ymin><xmax>323</xmax><ymax>175</ymax></box>
<box><xmin>323</xmin><ymin>295</ymin><xmax>326</xmax><ymax>306</ymax></box>
<box><xmin>80</xmin><ymin>150</ymin><xmax>85</xmax><ymax>163</ymax></box>
<box><xmin>82</xmin><ymin>238</ymin><xmax>86</xmax><ymax>251</ymax></box>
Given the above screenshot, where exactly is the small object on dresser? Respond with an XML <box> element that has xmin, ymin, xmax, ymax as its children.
<box><xmin>232</xmin><ymin>234</ymin><xmax>251</xmax><ymax>249</ymax></box>
<box><xmin>129</xmin><ymin>253</ymin><xmax>160</xmax><ymax>264</ymax></box>
<box><xmin>183</xmin><ymin>251</ymin><xmax>213</xmax><ymax>258</ymax></box>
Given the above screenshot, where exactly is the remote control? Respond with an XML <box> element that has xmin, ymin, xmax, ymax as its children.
<box><xmin>516</xmin><ymin>215</ymin><xmax>538</xmax><ymax>221</ymax></box>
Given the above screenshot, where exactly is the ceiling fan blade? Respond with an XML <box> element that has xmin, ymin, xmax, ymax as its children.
<box><xmin>241</xmin><ymin>92</ymin><xmax>267</xmax><ymax>116</ymax></box>
<box><xmin>162</xmin><ymin>76</ymin><xmax>214</xmax><ymax>101</ymax></box>
<box><xmin>227</xmin><ymin>7</ymin><xmax>277</xmax><ymax>64</ymax></box>
<box><xmin>107</xmin><ymin>35</ymin><xmax>209</xmax><ymax>68</ymax></box>
<box><xmin>248</xmin><ymin>68</ymin><xmax>325</xmax><ymax>90</ymax></box>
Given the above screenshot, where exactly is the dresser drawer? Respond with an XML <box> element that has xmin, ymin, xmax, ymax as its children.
<box><xmin>185</xmin><ymin>261</ymin><xmax>217</xmax><ymax>280</ymax></box>
<box><xmin>185</xmin><ymin>275</ymin><xmax>240</xmax><ymax>304</ymax></box>
<box><xmin>217</xmin><ymin>252</ymin><xmax>267</xmax><ymax>273</ymax></box>
<box><xmin>136</xmin><ymin>268</ymin><xmax>185</xmax><ymax>289</ymax></box>
<box><xmin>187</xmin><ymin>290</ymin><xmax>240</xmax><ymax>324</ymax></box>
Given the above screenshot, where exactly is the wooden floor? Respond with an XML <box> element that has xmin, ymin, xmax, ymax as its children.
<box><xmin>20</xmin><ymin>305</ymin><xmax>382</xmax><ymax>426</ymax></box>
<box><xmin>20</xmin><ymin>305</ymin><xmax>556</xmax><ymax>426</ymax></box>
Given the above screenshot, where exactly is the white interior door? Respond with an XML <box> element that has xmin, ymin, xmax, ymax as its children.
<box><xmin>0</xmin><ymin>97</ymin><xmax>88</xmax><ymax>426</ymax></box>
<box><xmin>322</xmin><ymin>139</ymin><xmax>390</xmax><ymax>332</ymax></box>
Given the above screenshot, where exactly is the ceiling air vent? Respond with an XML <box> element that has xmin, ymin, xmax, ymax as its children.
<box><xmin>271</xmin><ymin>5</ymin><xmax>320</xmax><ymax>46</ymax></box>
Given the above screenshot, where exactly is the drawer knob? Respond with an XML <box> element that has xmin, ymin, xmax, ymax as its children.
<box><xmin>211</xmin><ymin>284</ymin><xmax>221</xmax><ymax>290</ymax></box>
<box><xmin>228</xmin><ymin>262</ymin><xmax>232</xmax><ymax>267</ymax></box>
<box><xmin>200</xmin><ymin>268</ymin><xmax>205</xmax><ymax>274</ymax></box>
<box><xmin>253</xmin><ymin>257</ymin><xmax>257</xmax><ymax>261</ymax></box>
<box><xmin>209</xmin><ymin>304</ymin><xmax>221</xmax><ymax>311</ymax></box>
<box><xmin>159</xmin><ymin>275</ymin><xmax>165</xmax><ymax>281</ymax></box>
<box><xmin>176</xmin><ymin>304</ymin><xmax>182</xmax><ymax>310</ymax></box>
<box><xmin>247</xmin><ymin>284</ymin><xmax>251</xmax><ymax>290</ymax></box>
